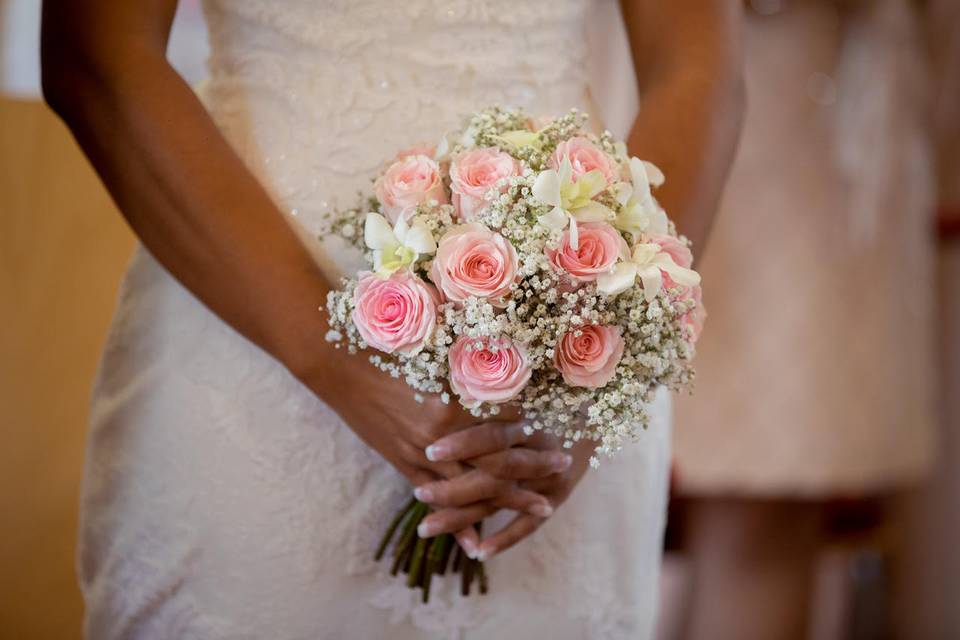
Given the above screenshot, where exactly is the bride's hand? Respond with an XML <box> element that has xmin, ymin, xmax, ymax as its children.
<box><xmin>475</xmin><ymin>437</ymin><xmax>593</xmax><ymax>560</ymax></box>
<box><xmin>412</xmin><ymin>426</ymin><xmax>588</xmax><ymax>547</ymax></box>
<box><xmin>408</xmin><ymin>430</ymin><xmax>591</xmax><ymax>557</ymax></box>
<box><xmin>299</xmin><ymin>350</ymin><xmax>557</xmax><ymax>511</ymax></box>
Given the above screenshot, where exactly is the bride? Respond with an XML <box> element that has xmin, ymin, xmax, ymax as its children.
<box><xmin>41</xmin><ymin>1</ymin><xmax>743</xmax><ymax>637</ymax></box>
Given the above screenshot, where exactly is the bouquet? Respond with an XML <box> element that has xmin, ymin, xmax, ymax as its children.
<box><xmin>323</xmin><ymin>107</ymin><xmax>705</xmax><ymax>601</ymax></box>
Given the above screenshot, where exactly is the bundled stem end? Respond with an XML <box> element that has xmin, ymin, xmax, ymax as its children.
<box><xmin>374</xmin><ymin>498</ymin><xmax>489</xmax><ymax>603</ymax></box>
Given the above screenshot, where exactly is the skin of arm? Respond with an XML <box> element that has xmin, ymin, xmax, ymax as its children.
<box><xmin>40</xmin><ymin>1</ymin><xmax>333</xmax><ymax>383</ymax></box>
<box><xmin>620</xmin><ymin>0</ymin><xmax>746</xmax><ymax>258</ymax></box>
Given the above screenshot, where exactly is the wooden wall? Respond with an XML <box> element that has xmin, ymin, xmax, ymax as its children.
<box><xmin>0</xmin><ymin>97</ymin><xmax>133</xmax><ymax>640</ymax></box>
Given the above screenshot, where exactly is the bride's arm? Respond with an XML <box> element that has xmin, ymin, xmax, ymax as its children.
<box><xmin>40</xmin><ymin>1</ymin><xmax>561</xmax><ymax>513</ymax></box>
<box><xmin>41</xmin><ymin>1</ymin><xmax>327</xmax><ymax>381</ymax></box>
<box><xmin>621</xmin><ymin>0</ymin><xmax>746</xmax><ymax>257</ymax></box>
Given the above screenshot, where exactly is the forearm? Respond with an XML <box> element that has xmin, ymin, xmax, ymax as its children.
<box><xmin>43</xmin><ymin>35</ymin><xmax>335</xmax><ymax>384</ymax></box>
<box><xmin>621</xmin><ymin>0</ymin><xmax>746</xmax><ymax>256</ymax></box>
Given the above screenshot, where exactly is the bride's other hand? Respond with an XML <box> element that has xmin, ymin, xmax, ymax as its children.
<box><xmin>476</xmin><ymin>437</ymin><xmax>593</xmax><ymax>561</ymax></box>
<box><xmin>298</xmin><ymin>352</ymin><xmax>484</xmax><ymax>486</ymax></box>
<box><xmin>299</xmin><ymin>354</ymin><xmax>556</xmax><ymax>511</ymax></box>
<box><xmin>412</xmin><ymin>429</ymin><xmax>578</xmax><ymax>538</ymax></box>
<box><xmin>301</xmin><ymin>353</ymin><xmax>566</xmax><ymax>557</ymax></box>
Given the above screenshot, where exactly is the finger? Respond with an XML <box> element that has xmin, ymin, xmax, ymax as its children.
<box><xmin>400</xmin><ymin>440</ymin><xmax>471</xmax><ymax>480</ymax></box>
<box><xmin>393</xmin><ymin>454</ymin><xmax>442</xmax><ymax>487</ymax></box>
<box><xmin>491</xmin><ymin>487</ymin><xmax>554</xmax><ymax>518</ymax></box>
<box><xmin>471</xmin><ymin>448</ymin><xmax>573</xmax><ymax>480</ymax></box>
<box><xmin>414</xmin><ymin>470</ymin><xmax>510</xmax><ymax>508</ymax></box>
<box><xmin>522</xmin><ymin>430</ymin><xmax>563</xmax><ymax>451</ymax></box>
<box><xmin>517</xmin><ymin>475</ymin><xmax>565</xmax><ymax>494</ymax></box>
<box><xmin>431</xmin><ymin>459</ymin><xmax>470</xmax><ymax>481</ymax></box>
<box><xmin>491</xmin><ymin>404</ymin><xmax>523</xmax><ymax>423</ymax></box>
<box><xmin>476</xmin><ymin>513</ymin><xmax>545</xmax><ymax>561</ymax></box>
<box><xmin>417</xmin><ymin>503</ymin><xmax>497</xmax><ymax>538</ymax></box>
<box><xmin>425</xmin><ymin>421</ymin><xmax>528</xmax><ymax>462</ymax></box>
<box><xmin>455</xmin><ymin>528</ymin><xmax>480</xmax><ymax>559</ymax></box>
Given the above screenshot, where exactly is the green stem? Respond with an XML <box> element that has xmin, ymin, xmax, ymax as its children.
<box><xmin>390</xmin><ymin>502</ymin><xmax>426</xmax><ymax>575</ymax></box>
<box><xmin>461</xmin><ymin>557</ymin><xmax>476</xmax><ymax>596</ymax></box>
<box><xmin>407</xmin><ymin>535</ymin><xmax>429</xmax><ymax>588</ymax></box>
<box><xmin>477</xmin><ymin>560</ymin><xmax>488</xmax><ymax>595</ymax></box>
<box><xmin>374</xmin><ymin>497</ymin><xmax>416</xmax><ymax>561</ymax></box>
<box><xmin>393</xmin><ymin>502</ymin><xmax>426</xmax><ymax>560</ymax></box>
<box><xmin>422</xmin><ymin>535</ymin><xmax>448</xmax><ymax>603</ymax></box>
<box><xmin>377</xmin><ymin>503</ymin><xmax>494</xmax><ymax>598</ymax></box>
<box><xmin>390</xmin><ymin>535</ymin><xmax>414</xmax><ymax>576</ymax></box>
<box><xmin>452</xmin><ymin>544</ymin><xmax>464</xmax><ymax>574</ymax></box>
<box><xmin>437</xmin><ymin>533</ymin><xmax>455</xmax><ymax>576</ymax></box>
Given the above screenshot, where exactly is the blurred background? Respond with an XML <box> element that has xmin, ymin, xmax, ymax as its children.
<box><xmin>1</xmin><ymin>0</ymin><xmax>957</xmax><ymax>638</ymax></box>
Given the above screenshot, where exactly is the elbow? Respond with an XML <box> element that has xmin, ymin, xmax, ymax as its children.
<box><xmin>42</xmin><ymin>38</ymin><xmax>170</xmax><ymax>125</ymax></box>
<box><xmin>40</xmin><ymin>29</ymin><xmax>127</xmax><ymax>121</ymax></box>
<box><xmin>40</xmin><ymin>54</ymin><xmax>75</xmax><ymax>118</ymax></box>
<box><xmin>40</xmin><ymin>37</ymin><xmax>96</xmax><ymax>120</ymax></box>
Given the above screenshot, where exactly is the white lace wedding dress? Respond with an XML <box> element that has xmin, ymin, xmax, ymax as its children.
<box><xmin>78</xmin><ymin>1</ymin><xmax>672</xmax><ymax>638</ymax></box>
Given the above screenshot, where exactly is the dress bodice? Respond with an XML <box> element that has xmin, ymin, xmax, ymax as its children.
<box><xmin>200</xmin><ymin>0</ymin><xmax>596</xmax><ymax>242</ymax></box>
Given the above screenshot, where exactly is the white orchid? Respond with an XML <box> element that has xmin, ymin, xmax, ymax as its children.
<box><xmin>597</xmin><ymin>241</ymin><xmax>700</xmax><ymax>302</ymax></box>
<box><xmin>613</xmin><ymin>157</ymin><xmax>668</xmax><ymax>241</ymax></box>
<box><xmin>532</xmin><ymin>155</ymin><xmax>612</xmax><ymax>249</ymax></box>
<box><xmin>363</xmin><ymin>212</ymin><xmax>436</xmax><ymax>276</ymax></box>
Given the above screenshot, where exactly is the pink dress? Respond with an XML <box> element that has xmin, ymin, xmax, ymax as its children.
<box><xmin>673</xmin><ymin>0</ymin><xmax>936</xmax><ymax>496</ymax></box>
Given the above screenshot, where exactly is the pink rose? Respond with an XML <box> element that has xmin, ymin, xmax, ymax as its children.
<box><xmin>678</xmin><ymin>285</ymin><xmax>706</xmax><ymax>344</ymax></box>
<box><xmin>449</xmin><ymin>335</ymin><xmax>531</xmax><ymax>405</ymax></box>
<box><xmin>549</xmin><ymin>136</ymin><xmax>616</xmax><ymax>184</ymax></box>
<box><xmin>394</xmin><ymin>143</ymin><xmax>436</xmax><ymax>161</ymax></box>
<box><xmin>430</xmin><ymin>223</ymin><xmax>518</xmax><ymax>307</ymax></box>
<box><xmin>548</xmin><ymin>222</ymin><xmax>627</xmax><ymax>284</ymax></box>
<box><xmin>450</xmin><ymin>147</ymin><xmax>520</xmax><ymax>221</ymax></box>
<box><xmin>374</xmin><ymin>154</ymin><xmax>448</xmax><ymax>223</ymax></box>
<box><xmin>351</xmin><ymin>271</ymin><xmax>439</xmax><ymax>355</ymax></box>
<box><xmin>555</xmin><ymin>324</ymin><xmax>625</xmax><ymax>388</ymax></box>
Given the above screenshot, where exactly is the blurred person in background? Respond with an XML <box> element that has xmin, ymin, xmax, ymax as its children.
<box><xmin>670</xmin><ymin>0</ymin><xmax>937</xmax><ymax>638</ymax></box>
<box><xmin>894</xmin><ymin>0</ymin><xmax>960</xmax><ymax>636</ymax></box>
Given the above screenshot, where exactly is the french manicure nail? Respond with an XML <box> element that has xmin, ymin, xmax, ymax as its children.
<box><xmin>552</xmin><ymin>453</ymin><xmax>573</xmax><ymax>471</ymax></box>
<box><xmin>476</xmin><ymin>548</ymin><xmax>492</xmax><ymax>562</ymax></box>
<box><xmin>530</xmin><ymin>502</ymin><xmax>554</xmax><ymax>518</ymax></box>
<box><xmin>425</xmin><ymin>444</ymin><xmax>449</xmax><ymax>461</ymax></box>
<box><xmin>417</xmin><ymin>522</ymin><xmax>434</xmax><ymax>538</ymax></box>
<box><xmin>462</xmin><ymin>540</ymin><xmax>477</xmax><ymax>559</ymax></box>
<box><xmin>413</xmin><ymin>486</ymin><xmax>433</xmax><ymax>502</ymax></box>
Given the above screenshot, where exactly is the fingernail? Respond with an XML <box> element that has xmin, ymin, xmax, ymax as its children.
<box><xmin>425</xmin><ymin>444</ymin><xmax>450</xmax><ymax>461</ymax></box>
<box><xmin>418</xmin><ymin>521</ymin><xmax>434</xmax><ymax>538</ymax></box>
<box><xmin>413</xmin><ymin>486</ymin><xmax>433</xmax><ymax>502</ymax></box>
<box><xmin>462</xmin><ymin>540</ymin><xmax>477</xmax><ymax>559</ymax></box>
<box><xmin>530</xmin><ymin>502</ymin><xmax>554</xmax><ymax>518</ymax></box>
<box><xmin>476</xmin><ymin>548</ymin><xmax>492</xmax><ymax>562</ymax></box>
<box><xmin>552</xmin><ymin>453</ymin><xmax>573</xmax><ymax>472</ymax></box>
